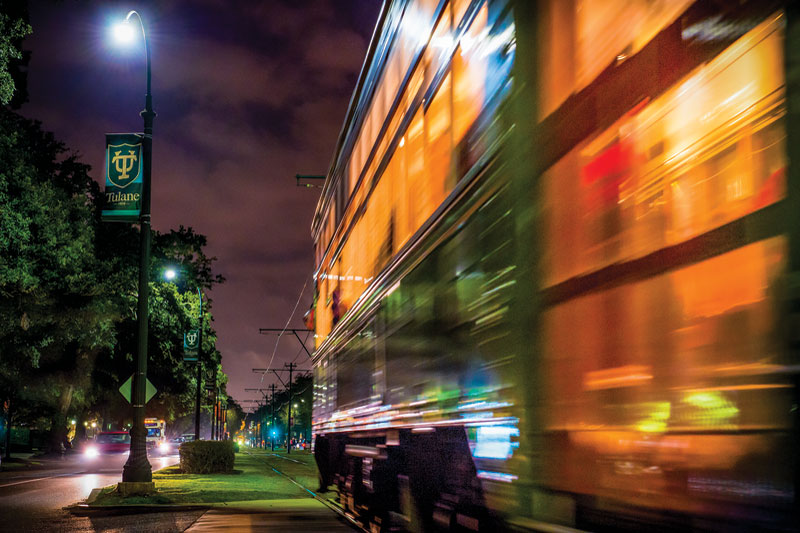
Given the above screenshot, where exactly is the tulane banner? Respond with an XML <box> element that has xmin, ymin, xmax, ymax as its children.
<box><xmin>102</xmin><ymin>133</ymin><xmax>143</xmax><ymax>222</ymax></box>
<box><xmin>184</xmin><ymin>329</ymin><xmax>200</xmax><ymax>361</ymax></box>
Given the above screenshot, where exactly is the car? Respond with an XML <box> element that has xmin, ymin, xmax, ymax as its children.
<box><xmin>181</xmin><ymin>433</ymin><xmax>195</xmax><ymax>442</ymax></box>
<box><xmin>84</xmin><ymin>431</ymin><xmax>130</xmax><ymax>457</ymax></box>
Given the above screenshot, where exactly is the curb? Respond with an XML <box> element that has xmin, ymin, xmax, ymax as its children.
<box><xmin>64</xmin><ymin>503</ymin><xmax>211</xmax><ymax>515</ymax></box>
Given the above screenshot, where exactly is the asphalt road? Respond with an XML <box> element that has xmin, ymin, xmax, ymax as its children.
<box><xmin>0</xmin><ymin>452</ymin><xmax>199</xmax><ymax>532</ymax></box>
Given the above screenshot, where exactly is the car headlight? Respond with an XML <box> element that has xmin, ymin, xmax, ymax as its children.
<box><xmin>158</xmin><ymin>442</ymin><xmax>169</xmax><ymax>452</ymax></box>
<box><xmin>85</xmin><ymin>446</ymin><xmax>99</xmax><ymax>458</ymax></box>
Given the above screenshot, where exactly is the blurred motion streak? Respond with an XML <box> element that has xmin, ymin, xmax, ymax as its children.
<box><xmin>307</xmin><ymin>1</ymin><xmax>798</xmax><ymax>532</ymax></box>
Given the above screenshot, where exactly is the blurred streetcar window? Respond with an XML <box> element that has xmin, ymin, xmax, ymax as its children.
<box><xmin>542</xmin><ymin>13</ymin><xmax>786</xmax><ymax>285</ymax></box>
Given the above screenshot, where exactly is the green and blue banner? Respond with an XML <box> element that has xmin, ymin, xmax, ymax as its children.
<box><xmin>102</xmin><ymin>133</ymin><xmax>143</xmax><ymax>222</ymax></box>
<box><xmin>184</xmin><ymin>329</ymin><xmax>200</xmax><ymax>361</ymax></box>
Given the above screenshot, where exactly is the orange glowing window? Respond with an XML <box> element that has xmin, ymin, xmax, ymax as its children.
<box><xmin>424</xmin><ymin>73</ymin><xmax>453</xmax><ymax>211</ymax></box>
<box><xmin>452</xmin><ymin>3</ymin><xmax>488</xmax><ymax>146</ymax></box>
<box><xmin>543</xmin><ymin>13</ymin><xmax>786</xmax><ymax>285</ymax></box>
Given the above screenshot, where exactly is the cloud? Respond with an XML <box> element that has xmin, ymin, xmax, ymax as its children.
<box><xmin>155</xmin><ymin>37</ymin><xmax>297</xmax><ymax>109</ymax></box>
<box><xmin>304</xmin><ymin>27</ymin><xmax>369</xmax><ymax>72</ymax></box>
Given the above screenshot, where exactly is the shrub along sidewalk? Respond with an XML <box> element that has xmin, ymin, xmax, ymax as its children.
<box><xmin>90</xmin><ymin>448</ymin><xmax>320</xmax><ymax>507</ymax></box>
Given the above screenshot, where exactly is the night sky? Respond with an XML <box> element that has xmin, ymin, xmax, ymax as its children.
<box><xmin>20</xmin><ymin>0</ymin><xmax>381</xmax><ymax>406</ymax></box>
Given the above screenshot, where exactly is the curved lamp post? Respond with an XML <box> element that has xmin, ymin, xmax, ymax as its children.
<box><xmin>165</xmin><ymin>268</ymin><xmax>204</xmax><ymax>442</ymax></box>
<box><xmin>114</xmin><ymin>10</ymin><xmax>155</xmax><ymax>484</ymax></box>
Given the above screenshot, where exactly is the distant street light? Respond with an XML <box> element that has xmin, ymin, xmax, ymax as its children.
<box><xmin>163</xmin><ymin>268</ymin><xmax>204</xmax><ymax>442</ymax></box>
<box><xmin>112</xmin><ymin>9</ymin><xmax>155</xmax><ymax>484</ymax></box>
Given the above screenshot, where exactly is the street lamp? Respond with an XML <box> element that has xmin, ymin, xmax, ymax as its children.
<box><xmin>113</xmin><ymin>9</ymin><xmax>155</xmax><ymax>484</ymax></box>
<box><xmin>163</xmin><ymin>268</ymin><xmax>204</xmax><ymax>442</ymax></box>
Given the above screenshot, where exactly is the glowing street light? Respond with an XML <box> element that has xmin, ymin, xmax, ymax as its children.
<box><xmin>111</xmin><ymin>19</ymin><xmax>136</xmax><ymax>45</ymax></box>
<box><xmin>111</xmin><ymin>9</ymin><xmax>155</xmax><ymax>485</ymax></box>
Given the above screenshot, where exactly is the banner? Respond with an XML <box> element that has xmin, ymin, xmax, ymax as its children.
<box><xmin>102</xmin><ymin>133</ymin><xmax>143</xmax><ymax>222</ymax></box>
<box><xmin>184</xmin><ymin>329</ymin><xmax>200</xmax><ymax>361</ymax></box>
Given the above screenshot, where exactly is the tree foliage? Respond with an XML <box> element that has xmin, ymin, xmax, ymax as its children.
<box><xmin>0</xmin><ymin>110</ymin><xmax>114</xmax><ymax>423</ymax></box>
<box><xmin>0</xmin><ymin>2</ymin><xmax>31</xmax><ymax>106</ymax></box>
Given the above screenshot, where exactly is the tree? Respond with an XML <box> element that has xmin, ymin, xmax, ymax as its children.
<box><xmin>0</xmin><ymin>109</ymin><xmax>119</xmax><ymax>451</ymax></box>
<box><xmin>0</xmin><ymin>2</ymin><xmax>31</xmax><ymax>106</ymax></box>
<box><xmin>225</xmin><ymin>397</ymin><xmax>245</xmax><ymax>439</ymax></box>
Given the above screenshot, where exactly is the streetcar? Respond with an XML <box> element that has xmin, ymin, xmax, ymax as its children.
<box><xmin>310</xmin><ymin>0</ymin><xmax>798</xmax><ymax>531</ymax></box>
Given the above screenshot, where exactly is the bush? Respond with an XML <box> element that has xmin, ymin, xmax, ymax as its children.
<box><xmin>179</xmin><ymin>440</ymin><xmax>235</xmax><ymax>474</ymax></box>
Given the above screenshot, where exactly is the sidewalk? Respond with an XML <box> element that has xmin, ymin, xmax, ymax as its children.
<box><xmin>186</xmin><ymin>499</ymin><xmax>356</xmax><ymax>532</ymax></box>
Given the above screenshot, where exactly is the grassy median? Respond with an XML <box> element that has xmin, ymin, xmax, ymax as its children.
<box><xmin>92</xmin><ymin>448</ymin><xmax>320</xmax><ymax>506</ymax></box>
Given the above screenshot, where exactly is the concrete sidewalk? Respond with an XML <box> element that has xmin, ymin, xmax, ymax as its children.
<box><xmin>186</xmin><ymin>498</ymin><xmax>359</xmax><ymax>532</ymax></box>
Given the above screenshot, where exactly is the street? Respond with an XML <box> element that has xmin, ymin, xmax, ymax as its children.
<box><xmin>0</xmin><ymin>452</ymin><xmax>195</xmax><ymax>532</ymax></box>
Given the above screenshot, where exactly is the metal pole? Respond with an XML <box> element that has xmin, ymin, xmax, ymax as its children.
<box><xmin>287</xmin><ymin>363</ymin><xmax>294</xmax><ymax>454</ymax></box>
<box><xmin>123</xmin><ymin>10</ymin><xmax>154</xmax><ymax>483</ymax></box>
<box><xmin>270</xmin><ymin>384</ymin><xmax>276</xmax><ymax>451</ymax></box>
<box><xmin>214</xmin><ymin>388</ymin><xmax>219</xmax><ymax>440</ymax></box>
<box><xmin>4</xmin><ymin>398</ymin><xmax>12</xmax><ymax>461</ymax></box>
<box><xmin>212</xmin><ymin>392</ymin><xmax>217</xmax><ymax>440</ymax></box>
<box><xmin>194</xmin><ymin>287</ymin><xmax>202</xmax><ymax>441</ymax></box>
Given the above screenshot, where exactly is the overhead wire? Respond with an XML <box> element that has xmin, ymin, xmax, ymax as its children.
<box><xmin>261</xmin><ymin>275</ymin><xmax>309</xmax><ymax>384</ymax></box>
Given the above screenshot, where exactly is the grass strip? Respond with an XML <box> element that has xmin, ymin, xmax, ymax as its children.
<box><xmin>92</xmin><ymin>450</ymin><xmax>319</xmax><ymax>506</ymax></box>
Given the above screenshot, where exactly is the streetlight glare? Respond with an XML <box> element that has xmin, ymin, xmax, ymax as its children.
<box><xmin>164</xmin><ymin>268</ymin><xmax>177</xmax><ymax>281</ymax></box>
<box><xmin>112</xmin><ymin>20</ymin><xmax>136</xmax><ymax>45</ymax></box>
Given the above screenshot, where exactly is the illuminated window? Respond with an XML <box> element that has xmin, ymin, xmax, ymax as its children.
<box><xmin>542</xmin><ymin>14</ymin><xmax>786</xmax><ymax>285</ymax></box>
<box><xmin>452</xmin><ymin>3</ymin><xmax>488</xmax><ymax>145</ymax></box>
<box><xmin>538</xmin><ymin>0</ymin><xmax>692</xmax><ymax>118</ymax></box>
<box><xmin>424</xmin><ymin>73</ymin><xmax>453</xmax><ymax>214</ymax></box>
<box><xmin>407</xmin><ymin>107</ymin><xmax>426</xmax><ymax>229</ymax></box>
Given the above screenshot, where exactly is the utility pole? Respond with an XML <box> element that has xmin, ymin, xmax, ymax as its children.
<box><xmin>194</xmin><ymin>287</ymin><xmax>203</xmax><ymax>442</ymax></box>
<box><xmin>269</xmin><ymin>384</ymin><xmax>276</xmax><ymax>451</ymax></box>
<box><xmin>286</xmin><ymin>362</ymin><xmax>296</xmax><ymax>454</ymax></box>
